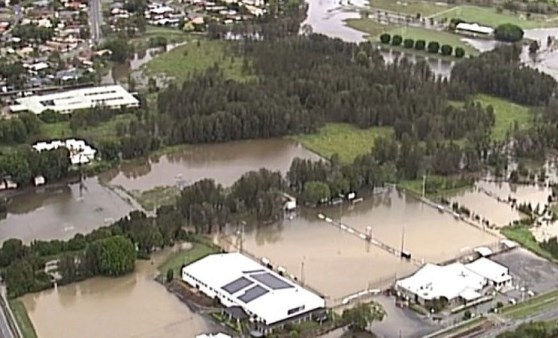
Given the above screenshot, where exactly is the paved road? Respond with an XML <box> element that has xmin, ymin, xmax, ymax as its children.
<box><xmin>471</xmin><ymin>307</ymin><xmax>558</xmax><ymax>338</ymax></box>
<box><xmin>89</xmin><ymin>0</ymin><xmax>102</xmax><ymax>44</ymax></box>
<box><xmin>0</xmin><ymin>303</ymin><xmax>14</xmax><ymax>338</ymax></box>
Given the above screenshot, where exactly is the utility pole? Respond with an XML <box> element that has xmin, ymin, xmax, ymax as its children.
<box><xmin>300</xmin><ymin>257</ymin><xmax>305</xmax><ymax>286</ymax></box>
<box><xmin>400</xmin><ymin>224</ymin><xmax>406</xmax><ymax>256</ymax></box>
<box><xmin>236</xmin><ymin>221</ymin><xmax>245</xmax><ymax>253</ymax></box>
<box><xmin>422</xmin><ymin>174</ymin><xmax>427</xmax><ymax>198</ymax></box>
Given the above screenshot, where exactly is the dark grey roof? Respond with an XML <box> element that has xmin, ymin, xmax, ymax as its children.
<box><xmin>250</xmin><ymin>272</ymin><xmax>293</xmax><ymax>290</ymax></box>
<box><xmin>222</xmin><ymin>276</ymin><xmax>253</xmax><ymax>295</ymax></box>
<box><xmin>238</xmin><ymin>285</ymin><xmax>269</xmax><ymax>303</ymax></box>
<box><xmin>225</xmin><ymin>306</ymin><xmax>249</xmax><ymax>320</ymax></box>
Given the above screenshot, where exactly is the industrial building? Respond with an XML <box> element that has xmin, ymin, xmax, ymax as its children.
<box><xmin>182</xmin><ymin>252</ymin><xmax>325</xmax><ymax>335</ymax></box>
<box><xmin>10</xmin><ymin>85</ymin><xmax>139</xmax><ymax>114</ymax></box>
<box><xmin>395</xmin><ymin>258</ymin><xmax>512</xmax><ymax>308</ymax></box>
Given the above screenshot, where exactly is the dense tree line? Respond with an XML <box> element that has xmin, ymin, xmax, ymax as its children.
<box><xmin>0</xmin><ymin>146</ymin><xmax>71</xmax><ymax>185</ymax></box>
<box><xmin>451</xmin><ymin>45</ymin><xmax>556</xmax><ymax>105</ymax></box>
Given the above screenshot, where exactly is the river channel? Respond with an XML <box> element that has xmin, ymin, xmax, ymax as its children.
<box><xmin>20</xmin><ymin>250</ymin><xmax>216</xmax><ymax>338</ymax></box>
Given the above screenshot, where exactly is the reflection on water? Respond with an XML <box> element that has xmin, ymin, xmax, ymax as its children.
<box><xmin>0</xmin><ymin>178</ymin><xmax>133</xmax><ymax>243</ymax></box>
<box><xmin>21</xmin><ymin>251</ymin><xmax>213</xmax><ymax>338</ymax></box>
<box><xmin>228</xmin><ymin>189</ymin><xmax>498</xmax><ymax>300</ymax></box>
<box><xmin>101</xmin><ymin>139</ymin><xmax>321</xmax><ymax>191</ymax></box>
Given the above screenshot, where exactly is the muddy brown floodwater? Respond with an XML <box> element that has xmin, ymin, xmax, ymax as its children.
<box><xmin>0</xmin><ymin>178</ymin><xmax>133</xmax><ymax>243</ymax></box>
<box><xmin>223</xmin><ymin>188</ymin><xmax>499</xmax><ymax>303</ymax></box>
<box><xmin>100</xmin><ymin>139</ymin><xmax>321</xmax><ymax>191</ymax></box>
<box><xmin>21</xmin><ymin>250</ymin><xmax>214</xmax><ymax>338</ymax></box>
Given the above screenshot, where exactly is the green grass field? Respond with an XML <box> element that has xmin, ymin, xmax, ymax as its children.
<box><xmin>344</xmin><ymin>18</ymin><xmax>392</xmax><ymax>38</ymax></box>
<box><xmin>472</xmin><ymin>95</ymin><xmax>532</xmax><ymax>141</ymax></box>
<box><xmin>41</xmin><ymin>114</ymin><xmax>137</xmax><ymax>142</ymax></box>
<box><xmin>130</xmin><ymin>26</ymin><xmax>192</xmax><ymax>47</ymax></box>
<box><xmin>9</xmin><ymin>299</ymin><xmax>37</xmax><ymax>338</ymax></box>
<box><xmin>501</xmin><ymin>289</ymin><xmax>558</xmax><ymax>319</ymax></box>
<box><xmin>143</xmin><ymin>39</ymin><xmax>251</xmax><ymax>83</ymax></box>
<box><xmin>432</xmin><ymin>5</ymin><xmax>558</xmax><ymax>29</ymax></box>
<box><xmin>158</xmin><ymin>242</ymin><xmax>217</xmax><ymax>277</ymax></box>
<box><xmin>387</xmin><ymin>26</ymin><xmax>478</xmax><ymax>55</ymax></box>
<box><xmin>368</xmin><ymin>0</ymin><xmax>454</xmax><ymax>16</ymax></box>
<box><xmin>290</xmin><ymin>123</ymin><xmax>393</xmax><ymax>164</ymax></box>
<box><xmin>501</xmin><ymin>225</ymin><xmax>557</xmax><ymax>262</ymax></box>
<box><xmin>130</xmin><ymin>185</ymin><xmax>180</xmax><ymax>211</ymax></box>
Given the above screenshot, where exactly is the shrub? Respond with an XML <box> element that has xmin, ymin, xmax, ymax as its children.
<box><xmin>427</xmin><ymin>41</ymin><xmax>440</xmax><ymax>53</ymax></box>
<box><xmin>455</xmin><ymin>47</ymin><xmax>465</xmax><ymax>58</ymax></box>
<box><xmin>392</xmin><ymin>35</ymin><xmax>403</xmax><ymax>46</ymax></box>
<box><xmin>403</xmin><ymin>38</ymin><xmax>414</xmax><ymax>48</ymax></box>
<box><xmin>415</xmin><ymin>39</ymin><xmax>426</xmax><ymax>50</ymax></box>
<box><xmin>440</xmin><ymin>44</ymin><xmax>453</xmax><ymax>56</ymax></box>
<box><xmin>494</xmin><ymin>23</ymin><xmax>524</xmax><ymax>42</ymax></box>
<box><xmin>379</xmin><ymin>33</ymin><xmax>391</xmax><ymax>44</ymax></box>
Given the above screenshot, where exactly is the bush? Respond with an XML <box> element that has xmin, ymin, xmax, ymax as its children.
<box><xmin>403</xmin><ymin>38</ymin><xmax>414</xmax><ymax>48</ymax></box>
<box><xmin>427</xmin><ymin>41</ymin><xmax>440</xmax><ymax>53</ymax></box>
<box><xmin>379</xmin><ymin>33</ymin><xmax>391</xmax><ymax>44</ymax></box>
<box><xmin>440</xmin><ymin>44</ymin><xmax>453</xmax><ymax>56</ymax></box>
<box><xmin>415</xmin><ymin>39</ymin><xmax>426</xmax><ymax>50</ymax></box>
<box><xmin>391</xmin><ymin>35</ymin><xmax>403</xmax><ymax>46</ymax></box>
<box><xmin>494</xmin><ymin>23</ymin><xmax>524</xmax><ymax>42</ymax></box>
<box><xmin>455</xmin><ymin>47</ymin><xmax>465</xmax><ymax>58</ymax></box>
<box><xmin>166</xmin><ymin>268</ymin><xmax>174</xmax><ymax>282</ymax></box>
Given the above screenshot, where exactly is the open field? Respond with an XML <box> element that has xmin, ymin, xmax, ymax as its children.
<box><xmin>143</xmin><ymin>39</ymin><xmax>251</xmax><ymax>83</ymax></box>
<box><xmin>367</xmin><ymin>0</ymin><xmax>454</xmax><ymax>16</ymax></box>
<box><xmin>158</xmin><ymin>242</ymin><xmax>218</xmax><ymax>277</ymax></box>
<box><xmin>290</xmin><ymin>123</ymin><xmax>393</xmax><ymax>164</ymax></box>
<box><xmin>398</xmin><ymin>175</ymin><xmax>472</xmax><ymax>198</ymax></box>
<box><xmin>130</xmin><ymin>25</ymin><xmax>192</xmax><ymax>47</ymax></box>
<box><xmin>501</xmin><ymin>225</ymin><xmax>557</xmax><ymax>262</ymax></box>
<box><xmin>130</xmin><ymin>185</ymin><xmax>180</xmax><ymax>211</ymax></box>
<box><xmin>41</xmin><ymin>113</ymin><xmax>137</xmax><ymax>142</ymax></box>
<box><xmin>473</xmin><ymin>95</ymin><xmax>532</xmax><ymax>141</ymax></box>
<box><xmin>432</xmin><ymin>5</ymin><xmax>558</xmax><ymax>29</ymax></box>
<box><xmin>501</xmin><ymin>289</ymin><xmax>558</xmax><ymax>319</ymax></box>
<box><xmin>9</xmin><ymin>299</ymin><xmax>38</xmax><ymax>338</ymax></box>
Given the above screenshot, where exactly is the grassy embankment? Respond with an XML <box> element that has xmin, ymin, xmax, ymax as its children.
<box><xmin>473</xmin><ymin>94</ymin><xmax>532</xmax><ymax>141</ymax></box>
<box><xmin>367</xmin><ymin>0</ymin><xmax>454</xmax><ymax>16</ymax></box>
<box><xmin>290</xmin><ymin>123</ymin><xmax>393</xmax><ymax>164</ymax></box>
<box><xmin>501</xmin><ymin>225</ymin><xmax>557</xmax><ymax>262</ymax></box>
<box><xmin>142</xmin><ymin>38</ymin><xmax>253</xmax><ymax>83</ymax></box>
<box><xmin>158</xmin><ymin>237</ymin><xmax>219</xmax><ymax>278</ymax></box>
<box><xmin>9</xmin><ymin>299</ymin><xmax>37</xmax><ymax>338</ymax></box>
<box><xmin>129</xmin><ymin>186</ymin><xmax>181</xmax><ymax>211</ymax></box>
<box><xmin>501</xmin><ymin>288</ymin><xmax>558</xmax><ymax>319</ymax></box>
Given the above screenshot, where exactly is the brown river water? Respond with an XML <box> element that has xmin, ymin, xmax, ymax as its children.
<box><xmin>20</xmin><ymin>250</ymin><xmax>214</xmax><ymax>338</ymax></box>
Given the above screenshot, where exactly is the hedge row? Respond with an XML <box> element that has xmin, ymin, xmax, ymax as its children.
<box><xmin>379</xmin><ymin>33</ymin><xmax>465</xmax><ymax>58</ymax></box>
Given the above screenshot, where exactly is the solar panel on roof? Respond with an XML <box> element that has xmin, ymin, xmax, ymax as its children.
<box><xmin>238</xmin><ymin>285</ymin><xmax>269</xmax><ymax>303</ymax></box>
<box><xmin>250</xmin><ymin>272</ymin><xmax>293</xmax><ymax>290</ymax></box>
<box><xmin>242</xmin><ymin>269</ymin><xmax>265</xmax><ymax>274</ymax></box>
<box><xmin>222</xmin><ymin>277</ymin><xmax>253</xmax><ymax>294</ymax></box>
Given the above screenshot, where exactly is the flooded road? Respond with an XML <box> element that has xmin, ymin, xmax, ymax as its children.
<box><xmin>0</xmin><ymin>178</ymin><xmax>133</xmax><ymax>243</ymax></box>
<box><xmin>21</xmin><ymin>251</ymin><xmax>214</xmax><ymax>338</ymax></box>
<box><xmin>101</xmin><ymin>139</ymin><xmax>321</xmax><ymax>192</ymax></box>
<box><xmin>224</xmin><ymin>189</ymin><xmax>498</xmax><ymax>302</ymax></box>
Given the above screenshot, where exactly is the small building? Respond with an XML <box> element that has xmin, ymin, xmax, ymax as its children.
<box><xmin>34</xmin><ymin>176</ymin><xmax>46</xmax><ymax>186</ymax></box>
<box><xmin>455</xmin><ymin>23</ymin><xmax>494</xmax><ymax>36</ymax></box>
<box><xmin>464</xmin><ymin>257</ymin><xmax>512</xmax><ymax>290</ymax></box>
<box><xmin>33</xmin><ymin>139</ymin><xmax>97</xmax><ymax>165</ymax></box>
<box><xmin>182</xmin><ymin>252</ymin><xmax>325</xmax><ymax>335</ymax></box>
<box><xmin>10</xmin><ymin>85</ymin><xmax>140</xmax><ymax>114</ymax></box>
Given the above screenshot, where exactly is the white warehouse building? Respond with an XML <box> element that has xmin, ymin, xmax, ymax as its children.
<box><xmin>182</xmin><ymin>252</ymin><xmax>325</xmax><ymax>334</ymax></box>
<box><xmin>395</xmin><ymin>257</ymin><xmax>512</xmax><ymax>308</ymax></box>
<box><xmin>10</xmin><ymin>85</ymin><xmax>139</xmax><ymax>115</ymax></box>
<box><xmin>33</xmin><ymin>139</ymin><xmax>97</xmax><ymax>165</ymax></box>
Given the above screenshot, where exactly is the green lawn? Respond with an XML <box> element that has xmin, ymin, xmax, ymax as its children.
<box><xmin>41</xmin><ymin>114</ymin><xmax>137</xmax><ymax>142</ymax></box>
<box><xmin>432</xmin><ymin>5</ymin><xmax>558</xmax><ymax>29</ymax></box>
<box><xmin>472</xmin><ymin>95</ymin><xmax>532</xmax><ymax>141</ymax></box>
<box><xmin>130</xmin><ymin>185</ymin><xmax>180</xmax><ymax>211</ymax></box>
<box><xmin>290</xmin><ymin>123</ymin><xmax>393</xmax><ymax>164</ymax></box>
<box><xmin>143</xmin><ymin>39</ymin><xmax>251</xmax><ymax>83</ymax></box>
<box><xmin>344</xmin><ymin>18</ymin><xmax>393</xmax><ymax>38</ymax></box>
<box><xmin>130</xmin><ymin>26</ymin><xmax>192</xmax><ymax>47</ymax></box>
<box><xmin>501</xmin><ymin>225</ymin><xmax>557</xmax><ymax>262</ymax></box>
<box><xmin>9</xmin><ymin>299</ymin><xmax>37</xmax><ymax>338</ymax></box>
<box><xmin>368</xmin><ymin>0</ymin><xmax>454</xmax><ymax>16</ymax></box>
<box><xmin>501</xmin><ymin>289</ymin><xmax>558</xmax><ymax>319</ymax></box>
<box><xmin>158</xmin><ymin>242</ymin><xmax>217</xmax><ymax>277</ymax></box>
<box><xmin>387</xmin><ymin>26</ymin><xmax>478</xmax><ymax>55</ymax></box>
<box><xmin>398</xmin><ymin>175</ymin><xmax>473</xmax><ymax>198</ymax></box>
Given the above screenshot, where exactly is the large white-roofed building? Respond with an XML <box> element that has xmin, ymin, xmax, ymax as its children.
<box><xmin>182</xmin><ymin>252</ymin><xmax>325</xmax><ymax>334</ymax></box>
<box><xmin>455</xmin><ymin>22</ymin><xmax>494</xmax><ymax>36</ymax></box>
<box><xmin>396</xmin><ymin>262</ymin><xmax>487</xmax><ymax>307</ymax></box>
<box><xmin>10</xmin><ymin>85</ymin><xmax>139</xmax><ymax>115</ymax></box>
